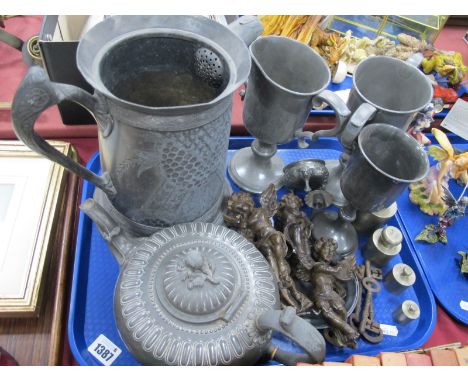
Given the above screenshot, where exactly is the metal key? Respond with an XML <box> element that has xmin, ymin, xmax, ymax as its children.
<box><xmin>349</xmin><ymin>275</ymin><xmax>363</xmax><ymax>331</ymax></box>
<box><xmin>359</xmin><ymin>298</ymin><xmax>383</xmax><ymax>343</ymax></box>
<box><xmin>359</xmin><ymin>261</ymin><xmax>384</xmax><ymax>344</ymax></box>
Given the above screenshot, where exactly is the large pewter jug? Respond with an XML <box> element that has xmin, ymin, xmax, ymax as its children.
<box><xmin>12</xmin><ymin>15</ymin><xmax>262</xmax><ymax>236</ymax></box>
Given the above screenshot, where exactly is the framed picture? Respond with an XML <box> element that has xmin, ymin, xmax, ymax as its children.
<box><xmin>0</xmin><ymin>140</ymin><xmax>74</xmax><ymax>317</ymax></box>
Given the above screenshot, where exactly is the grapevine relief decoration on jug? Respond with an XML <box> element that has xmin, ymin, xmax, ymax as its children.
<box><xmin>112</xmin><ymin>110</ymin><xmax>231</xmax><ymax>227</ymax></box>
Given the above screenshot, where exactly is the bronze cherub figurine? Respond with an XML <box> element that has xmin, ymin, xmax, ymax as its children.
<box><xmin>275</xmin><ymin>192</ymin><xmax>315</xmax><ymax>274</ymax></box>
<box><xmin>309</xmin><ymin>237</ymin><xmax>359</xmax><ymax>348</ymax></box>
<box><xmin>224</xmin><ymin>184</ymin><xmax>313</xmax><ymax>312</ymax></box>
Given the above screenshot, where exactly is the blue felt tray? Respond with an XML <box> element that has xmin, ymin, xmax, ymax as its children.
<box><xmin>311</xmin><ymin>76</ymin><xmax>450</xmax><ymax>118</ymax></box>
<box><xmin>396</xmin><ymin>139</ymin><xmax>468</xmax><ymax>325</ymax></box>
<box><xmin>68</xmin><ymin>137</ymin><xmax>436</xmax><ymax>366</ymax></box>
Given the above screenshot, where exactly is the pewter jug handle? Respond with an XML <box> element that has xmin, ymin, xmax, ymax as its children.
<box><xmin>12</xmin><ymin>66</ymin><xmax>117</xmax><ymax>198</ymax></box>
<box><xmin>257</xmin><ymin>307</ymin><xmax>326</xmax><ymax>365</ymax></box>
<box><xmin>295</xmin><ymin>90</ymin><xmax>351</xmax><ymax>148</ymax></box>
<box><xmin>339</xmin><ymin>102</ymin><xmax>377</xmax><ymax>153</ymax></box>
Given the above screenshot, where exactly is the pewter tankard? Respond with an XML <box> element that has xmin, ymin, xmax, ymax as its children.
<box><xmin>12</xmin><ymin>16</ymin><xmax>262</xmax><ymax>235</ymax></box>
<box><xmin>347</xmin><ymin>56</ymin><xmax>433</xmax><ymax>130</ymax></box>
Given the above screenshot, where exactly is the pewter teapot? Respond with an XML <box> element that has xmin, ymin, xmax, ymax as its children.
<box><xmin>12</xmin><ymin>15</ymin><xmax>262</xmax><ymax>236</ymax></box>
<box><xmin>81</xmin><ymin>199</ymin><xmax>326</xmax><ymax>366</ymax></box>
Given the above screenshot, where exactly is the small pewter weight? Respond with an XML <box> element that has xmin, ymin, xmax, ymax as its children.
<box><xmin>384</xmin><ymin>263</ymin><xmax>416</xmax><ymax>294</ymax></box>
<box><xmin>363</xmin><ymin>226</ymin><xmax>403</xmax><ymax>267</ymax></box>
<box><xmin>393</xmin><ymin>300</ymin><xmax>420</xmax><ymax>324</ymax></box>
<box><xmin>353</xmin><ymin>203</ymin><xmax>397</xmax><ymax>234</ymax></box>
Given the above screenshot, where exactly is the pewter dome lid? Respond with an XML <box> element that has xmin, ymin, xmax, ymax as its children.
<box><xmin>160</xmin><ymin>245</ymin><xmax>238</xmax><ymax>321</ymax></box>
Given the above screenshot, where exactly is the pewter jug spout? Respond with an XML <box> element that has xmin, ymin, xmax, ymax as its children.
<box><xmin>80</xmin><ymin>199</ymin><xmax>136</xmax><ymax>264</ymax></box>
<box><xmin>228</xmin><ymin>15</ymin><xmax>263</xmax><ymax>46</ymax></box>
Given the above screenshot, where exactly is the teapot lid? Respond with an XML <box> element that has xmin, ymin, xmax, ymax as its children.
<box><xmin>115</xmin><ymin>222</ymin><xmax>279</xmax><ymax>365</ymax></box>
<box><xmin>157</xmin><ymin>235</ymin><xmax>240</xmax><ymax>323</ymax></box>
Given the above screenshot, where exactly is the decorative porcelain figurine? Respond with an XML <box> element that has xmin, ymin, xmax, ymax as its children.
<box><xmin>410</xmin><ymin>128</ymin><xmax>468</xmax><ymax>216</ymax></box>
<box><xmin>416</xmin><ymin>185</ymin><xmax>468</xmax><ymax>244</ymax></box>
<box><xmin>223</xmin><ymin>185</ymin><xmax>313</xmax><ymax>312</ymax></box>
<box><xmin>458</xmin><ymin>251</ymin><xmax>468</xmax><ymax>274</ymax></box>
<box><xmin>407</xmin><ymin>102</ymin><xmax>437</xmax><ymax>146</ymax></box>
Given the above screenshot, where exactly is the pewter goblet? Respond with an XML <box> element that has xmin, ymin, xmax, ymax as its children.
<box><xmin>228</xmin><ymin>35</ymin><xmax>350</xmax><ymax>193</ymax></box>
<box><xmin>340</xmin><ymin>123</ymin><xmax>429</xmax><ymax>213</ymax></box>
<box><xmin>348</xmin><ymin>56</ymin><xmax>433</xmax><ymax>129</ymax></box>
<box><xmin>311</xmin><ymin>123</ymin><xmax>429</xmax><ymax>257</ymax></box>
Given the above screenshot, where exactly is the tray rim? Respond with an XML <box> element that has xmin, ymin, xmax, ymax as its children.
<box><xmin>67</xmin><ymin>137</ymin><xmax>437</xmax><ymax>365</ymax></box>
<box><xmin>68</xmin><ymin>150</ymin><xmax>101</xmax><ymax>367</ymax></box>
<box><xmin>397</xmin><ymin>141</ymin><xmax>468</xmax><ymax>325</ymax></box>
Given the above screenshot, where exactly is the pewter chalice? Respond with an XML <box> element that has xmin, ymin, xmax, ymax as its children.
<box><xmin>228</xmin><ymin>35</ymin><xmax>350</xmax><ymax>193</ymax></box>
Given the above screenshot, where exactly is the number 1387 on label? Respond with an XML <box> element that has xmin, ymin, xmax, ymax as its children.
<box><xmin>88</xmin><ymin>334</ymin><xmax>122</xmax><ymax>366</ymax></box>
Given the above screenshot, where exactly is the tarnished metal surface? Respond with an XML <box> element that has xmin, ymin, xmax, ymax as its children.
<box><xmin>228</xmin><ymin>36</ymin><xmax>350</xmax><ymax>193</ymax></box>
<box><xmin>12</xmin><ymin>16</ymin><xmax>260</xmax><ymax>235</ymax></box>
<box><xmin>348</xmin><ymin>56</ymin><xmax>433</xmax><ymax>130</ymax></box>
<box><xmin>80</xmin><ymin>198</ymin><xmax>326</xmax><ymax>366</ymax></box>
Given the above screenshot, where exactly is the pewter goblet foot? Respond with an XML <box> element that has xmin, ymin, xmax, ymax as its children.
<box><xmin>228</xmin><ymin>140</ymin><xmax>284</xmax><ymax>194</ymax></box>
<box><xmin>323</xmin><ymin>159</ymin><xmax>347</xmax><ymax>207</ymax></box>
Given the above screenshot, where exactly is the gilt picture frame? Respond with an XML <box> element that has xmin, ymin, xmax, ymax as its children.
<box><xmin>0</xmin><ymin>140</ymin><xmax>73</xmax><ymax>317</ymax></box>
